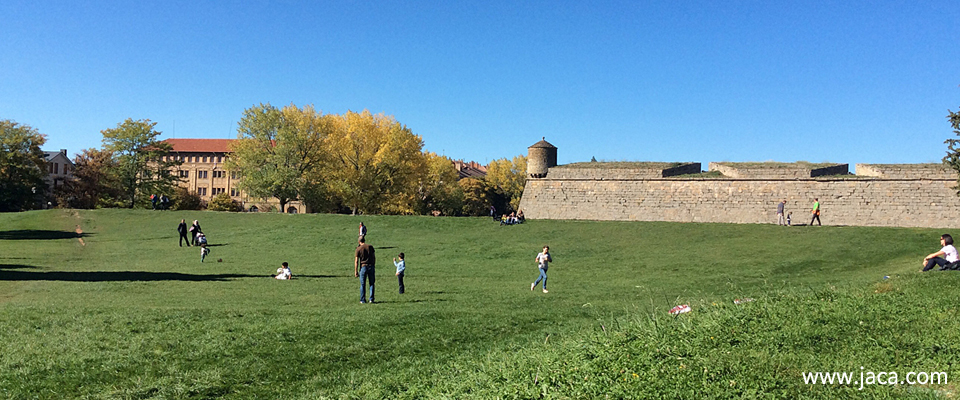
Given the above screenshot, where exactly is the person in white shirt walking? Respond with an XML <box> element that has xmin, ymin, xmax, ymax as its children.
<box><xmin>922</xmin><ymin>234</ymin><xmax>959</xmax><ymax>271</ymax></box>
<box><xmin>530</xmin><ymin>245</ymin><xmax>553</xmax><ymax>293</ymax></box>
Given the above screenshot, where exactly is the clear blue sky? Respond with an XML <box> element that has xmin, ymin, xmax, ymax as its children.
<box><xmin>2</xmin><ymin>1</ymin><xmax>958</xmax><ymax>167</ymax></box>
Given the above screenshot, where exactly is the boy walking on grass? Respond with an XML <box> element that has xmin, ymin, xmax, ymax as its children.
<box><xmin>200</xmin><ymin>244</ymin><xmax>210</xmax><ymax>263</ymax></box>
<box><xmin>394</xmin><ymin>253</ymin><xmax>406</xmax><ymax>294</ymax></box>
<box><xmin>531</xmin><ymin>245</ymin><xmax>552</xmax><ymax>293</ymax></box>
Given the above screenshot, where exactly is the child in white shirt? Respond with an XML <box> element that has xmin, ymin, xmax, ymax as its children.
<box><xmin>275</xmin><ymin>262</ymin><xmax>292</xmax><ymax>280</ymax></box>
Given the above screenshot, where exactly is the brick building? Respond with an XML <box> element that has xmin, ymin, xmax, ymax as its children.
<box><xmin>161</xmin><ymin>139</ymin><xmax>306</xmax><ymax>213</ymax></box>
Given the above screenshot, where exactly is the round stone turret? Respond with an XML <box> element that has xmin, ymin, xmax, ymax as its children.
<box><xmin>527</xmin><ymin>137</ymin><xmax>557</xmax><ymax>178</ymax></box>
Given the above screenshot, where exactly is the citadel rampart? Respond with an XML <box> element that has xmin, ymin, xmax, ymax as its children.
<box><xmin>518</xmin><ymin>151</ymin><xmax>960</xmax><ymax>228</ymax></box>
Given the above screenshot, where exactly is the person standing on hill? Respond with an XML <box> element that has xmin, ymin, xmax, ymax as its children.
<box><xmin>359</xmin><ymin>222</ymin><xmax>367</xmax><ymax>241</ymax></box>
<box><xmin>777</xmin><ymin>199</ymin><xmax>786</xmax><ymax>226</ymax></box>
<box><xmin>355</xmin><ymin>237</ymin><xmax>376</xmax><ymax>304</ymax></box>
<box><xmin>394</xmin><ymin>252</ymin><xmax>406</xmax><ymax>294</ymax></box>
<box><xmin>921</xmin><ymin>234</ymin><xmax>959</xmax><ymax>271</ymax></box>
<box><xmin>177</xmin><ymin>219</ymin><xmax>190</xmax><ymax>247</ymax></box>
<box><xmin>810</xmin><ymin>198</ymin><xmax>821</xmax><ymax>226</ymax></box>
<box><xmin>530</xmin><ymin>245</ymin><xmax>553</xmax><ymax>294</ymax></box>
<box><xmin>190</xmin><ymin>220</ymin><xmax>203</xmax><ymax>245</ymax></box>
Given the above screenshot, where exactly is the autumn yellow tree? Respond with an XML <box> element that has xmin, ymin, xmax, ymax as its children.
<box><xmin>413</xmin><ymin>152</ymin><xmax>463</xmax><ymax>215</ymax></box>
<box><xmin>485</xmin><ymin>154</ymin><xmax>527</xmax><ymax>211</ymax></box>
<box><xmin>323</xmin><ymin>110</ymin><xmax>426</xmax><ymax>214</ymax></box>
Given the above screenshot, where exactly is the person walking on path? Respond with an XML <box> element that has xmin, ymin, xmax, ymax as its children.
<box><xmin>190</xmin><ymin>220</ymin><xmax>203</xmax><ymax>245</ymax></box>
<box><xmin>921</xmin><ymin>234</ymin><xmax>959</xmax><ymax>271</ymax></box>
<box><xmin>394</xmin><ymin>253</ymin><xmax>406</xmax><ymax>294</ymax></box>
<box><xmin>810</xmin><ymin>198</ymin><xmax>821</xmax><ymax>226</ymax></box>
<box><xmin>178</xmin><ymin>219</ymin><xmax>191</xmax><ymax>247</ymax></box>
<box><xmin>777</xmin><ymin>199</ymin><xmax>786</xmax><ymax>226</ymax></box>
<box><xmin>355</xmin><ymin>237</ymin><xmax>376</xmax><ymax>304</ymax></box>
<box><xmin>490</xmin><ymin>205</ymin><xmax>497</xmax><ymax>221</ymax></box>
<box><xmin>530</xmin><ymin>245</ymin><xmax>553</xmax><ymax>293</ymax></box>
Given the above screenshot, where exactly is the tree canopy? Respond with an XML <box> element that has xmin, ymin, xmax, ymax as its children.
<box><xmin>485</xmin><ymin>155</ymin><xmax>527</xmax><ymax>211</ymax></box>
<box><xmin>100</xmin><ymin>119</ymin><xmax>180</xmax><ymax>208</ymax></box>
<box><xmin>0</xmin><ymin>120</ymin><xmax>47</xmax><ymax>212</ymax></box>
<box><xmin>225</xmin><ymin>104</ymin><xmax>330</xmax><ymax>213</ymax></box>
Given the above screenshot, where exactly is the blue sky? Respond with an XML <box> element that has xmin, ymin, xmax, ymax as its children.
<box><xmin>2</xmin><ymin>1</ymin><xmax>958</xmax><ymax>167</ymax></box>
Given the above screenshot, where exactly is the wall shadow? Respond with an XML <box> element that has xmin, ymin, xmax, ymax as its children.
<box><xmin>0</xmin><ymin>230</ymin><xmax>91</xmax><ymax>240</ymax></box>
<box><xmin>0</xmin><ymin>270</ymin><xmax>264</xmax><ymax>282</ymax></box>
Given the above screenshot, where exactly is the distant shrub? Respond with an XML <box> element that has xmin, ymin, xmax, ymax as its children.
<box><xmin>173</xmin><ymin>187</ymin><xmax>203</xmax><ymax>210</ymax></box>
<box><xmin>208</xmin><ymin>193</ymin><xmax>240</xmax><ymax>212</ymax></box>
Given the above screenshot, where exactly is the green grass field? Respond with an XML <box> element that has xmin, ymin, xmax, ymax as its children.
<box><xmin>1</xmin><ymin>209</ymin><xmax>957</xmax><ymax>399</ymax></box>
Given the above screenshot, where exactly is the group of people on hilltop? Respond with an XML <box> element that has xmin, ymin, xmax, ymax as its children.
<box><xmin>170</xmin><ymin>216</ymin><xmax>559</xmax><ymax>302</ymax></box>
<box><xmin>775</xmin><ymin>198</ymin><xmax>821</xmax><ymax>226</ymax></box>
<box><xmin>177</xmin><ymin>219</ymin><xmax>210</xmax><ymax>262</ymax></box>
<box><xmin>500</xmin><ymin>210</ymin><xmax>525</xmax><ymax>226</ymax></box>
<box><xmin>150</xmin><ymin>194</ymin><xmax>170</xmax><ymax>210</ymax></box>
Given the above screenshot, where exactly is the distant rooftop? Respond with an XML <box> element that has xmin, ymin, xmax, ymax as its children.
<box><xmin>163</xmin><ymin>139</ymin><xmax>235</xmax><ymax>153</ymax></box>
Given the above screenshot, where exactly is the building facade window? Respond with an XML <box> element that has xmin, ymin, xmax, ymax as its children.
<box><xmin>230</xmin><ymin>188</ymin><xmax>240</xmax><ymax>196</ymax></box>
<box><xmin>202</xmin><ymin>156</ymin><xmax>208</xmax><ymax>163</ymax></box>
<box><xmin>178</xmin><ymin>170</ymin><xmax>189</xmax><ymax>178</ymax></box>
<box><xmin>198</xmin><ymin>170</ymin><xmax>208</xmax><ymax>179</ymax></box>
<box><xmin>213</xmin><ymin>188</ymin><xmax>225</xmax><ymax>195</ymax></box>
<box><xmin>217</xmin><ymin>156</ymin><xmax>223</xmax><ymax>163</ymax></box>
<box><xmin>54</xmin><ymin>163</ymin><xmax>59</xmax><ymax>174</ymax></box>
<box><xmin>197</xmin><ymin>187</ymin><xmax>207</xmax><ymax>196</ymax></box>
<box><xmin>230</xmin><ymin>171</ymin><xmax>240</xmax><ymax>179</ymax></box>
<box><xmin>213</xmin><ymin>170</ymin><xmax>225</xmax><ymax>178</ymax></box>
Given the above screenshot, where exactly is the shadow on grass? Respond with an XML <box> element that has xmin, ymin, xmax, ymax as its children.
<box><xmin>0</xmin><ymin>270</ymin><xmax>266</xmax><ymax>282</ymax></box>
<box><xmin>0</xmin><ymin>264</ymin><xmax>39</xmax><ymax>270</ymax></box>
<box><xmin>207</xmin><ymin>243</ymin><xmax>228</xmax><ymax>247</ymax></box>
<box><xmin>0</xmin><ymin>230</ymin><xmax>90</xmax><ymax>240</ymax></box>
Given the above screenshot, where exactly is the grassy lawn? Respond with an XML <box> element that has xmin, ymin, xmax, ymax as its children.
<box><xmin>0</xmin><ymin>209</ymin><xmax>956</xmax><ymax>399</ymax></box>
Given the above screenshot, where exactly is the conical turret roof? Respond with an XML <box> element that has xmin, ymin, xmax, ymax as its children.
<box><xmin>528</xmin><ymin>137</ymin><xmax>556</xmax><ymax>149</ymax></box>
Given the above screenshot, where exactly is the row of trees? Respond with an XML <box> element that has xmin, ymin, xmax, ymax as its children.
<box><xmin>227</xmin><ymin>104</ymin><xmax>527</xmax><ymax>215</ymax></box>
<box><xmin>1</xmin><ymin>108</ymin><xmax>528</xmax><ymax>215</ymax></box>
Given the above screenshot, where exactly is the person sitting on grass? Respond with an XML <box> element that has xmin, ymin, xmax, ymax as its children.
<box><xmin>200</xmin><ymin>244</ymin><xmax>210</xmax><ymax>263</ymax></box>
<box><xmin>921</xmin><ymin>234</ymin><xmax>959</xmax><ymax>272</ymax></box>
<box><xmin>275</xmin><ymin>262</ymin><xmax>292</xmax><ymax>280</ymax></box>
<box><xmin>517</xmin><ymin>210</ymin><xmax>525</xmax><ymax>223</ymax></box>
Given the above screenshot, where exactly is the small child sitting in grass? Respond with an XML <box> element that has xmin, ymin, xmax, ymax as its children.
<box><xmin>275</xmin><ymin>262</ymin><xmax>292</xmax><ymax>280</ymax></box>
<box><xmin>200</xmin><ymin>244</ymin><xmax>210</xmax><ymax>262</ymax></box>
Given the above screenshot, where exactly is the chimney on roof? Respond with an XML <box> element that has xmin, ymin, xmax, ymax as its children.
<box><xmin>60</xmin><ymin>149</ymin><xmax>67</xmax><ymax>156</ymax></box>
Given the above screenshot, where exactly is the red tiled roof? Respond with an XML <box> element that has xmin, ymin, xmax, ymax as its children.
<box><xmin>163</xmin><ymin>139</ymin><xmax>236</xmax><ymax>153</ymax></box>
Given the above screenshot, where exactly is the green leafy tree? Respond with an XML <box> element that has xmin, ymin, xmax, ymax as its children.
<box><xmin>485</xmin><ymin>155</ymin><xmax>527</xmax><ymax>211</ymax></box>
<box><xmin>225</xmin><ymin>104</ymin><xmax>330</xmax><ymax>213</ymax></box>
<box><xmin>0</xmin><ymin>120</ymin><xmax>47</xmax><ymax>212</ymax></box>
<box><xmin>944</xmin><ymin>106</ymin><xmax>960</xmax><ymax>193</ymax></box>
<box><xmin>100</xmin><ymin>119</ymin><xmax>180</xmax><ymax>208</ymax></box>
<box><xmin>324</xmin><ymin>110</ymin><xmax>426</xmax><ymax>214</ymax></box>
<box><xmin>55</xmin><ymin>148</ymin><xmax>122</xmax><ymax>209</ymax></box>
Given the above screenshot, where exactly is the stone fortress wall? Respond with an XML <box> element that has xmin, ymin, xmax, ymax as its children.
<box><xmin>518</xmin><ymin>140</ymin><xmax>960</xmax><ymax>228</ymax></box>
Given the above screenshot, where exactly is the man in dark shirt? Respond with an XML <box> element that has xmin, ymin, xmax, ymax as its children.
<box><xmin>355</xmin><ymin>237</ymin><xmax>376</xmax><ymax>304</ymax></box>
<box><xmin>177</xmin><ymin>219</ymin><xmax>190</xmax><ymax>247</ymax></box>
